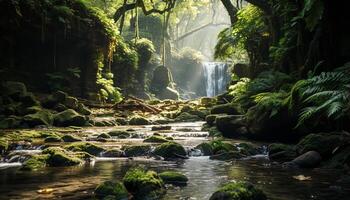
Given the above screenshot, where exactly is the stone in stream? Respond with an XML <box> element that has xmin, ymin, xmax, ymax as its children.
<box><xmin>94</xmin><ymin>181</ymin><xmax>128</xmax><ymax>200</ymax></box>
<box><xmin>209</xmin><ymin>151</ymin><xmax>244</xmax><ymax>161</ymax></box>
<box><xmin>153</xmin><ymin>142</ymin><xmax>187</xmax><ymax>159</ymax></box>
<box><xmin>123</xmin><ymin>168</ymin><xmax>165</xmax><ymax>199</ymax></box>
<box><xmin>61</xmin><ymin>135</ymin><xmax>82</xmax><ymax>142</ymax></box>
<box><xmin>53</xmin><ymin>109</ymin><xmax>87</xmax><ymax>127</ymax></box>
<box><xmin>43</xmin><ymin>147</ymin><xmax>82</xmax><ymax>167</ymax></box>
<box><xmin>44</xmin><ymin>135</ymin><xmax>63</xmax><ymax>143</ymax></box>
<box><xmin>97</xmin><ymin>133</ymin><xmax>111</xmax><ymax>139</ymax></box>
<box><xmin>129</xmin><ymin>116</ymin><xmax>151</xmax><ymax>125</ymax></box>
<box><xmin>210</xmin><ymin>181</ymin><xmax>267</xmax><ymax>200</ymax></box>
<box><xmin>65</xmin><ymin>142</ymin><xmax>105</xmax><ymax>156</ymax></box>
<box><xmin>107</xmin><ymin>130</ymin><xmax>131</xmax><ymax>138</ymax></box>
<box><xmin>143</xmin><ymin>136</ymin><xmax>169</xmax><ymax>143</ymax></box>
<box><xmin>283</xmin><ymin>151</ymin><xmax>322</xmax><ymax>168</ymax></box>
<box><xmin>21</xmin><ymin>154</ymin><xmax>47</xmax><ymax>171</ymax></box>
<box><xmin>174</xmin><ymin>112</ymin><xmax>202</xmax><ymax>122</ymax></box>
<box><xmin>151</xmin><ymin>125</ymin><xmax>171</xmax><ymax>131</ymax></box>
<box><xmin>210</xmin><ymin>103</ymin><xmax>240</xmax><ymax>115</ymax></box>
<box><xmin>123</xmin><ymin>145</ymin><xmax>152</xmax><ymax>157</ymax></box>
<box><xmin>159</xmin><ymin>171</ymin><xmax>188</xmax><ymax>186</ymax></box>
<box><xmin>268</xmin><ymin>143</ymin><xmax>297</xmax><ymax>162</ymax></box>
<box><xmin>23</xmin><ymin>110</ymin><xmax>54</xmax><ymax>127</ymax></box>
<box><xmin>215</xmin><ymin>115</ymin><xmax>246</xmax><ymax>138</ymax></box>
<box><xmin>102</xmin><ymin>149</ymin><xmax>124</xmax><ymax>157</ymax></box>
<box><xmin>237</xmin><ymin>143</ymin><xmax>258</xmax><ymax>156</ymax></box>
<box><xmin>195</xmin><ymin>142</ymin><xmax>213</xmax><ymax>156</ymax></box>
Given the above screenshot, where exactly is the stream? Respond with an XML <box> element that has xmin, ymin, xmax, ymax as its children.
<box><xmin>0</xmin><ymin>122</ymin><xmax>348</xmax><ymax>200</ymax></box>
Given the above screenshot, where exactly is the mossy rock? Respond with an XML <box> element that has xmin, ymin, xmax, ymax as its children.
<box><xmin>209</xmin><ymin>151</ymin><xmax>244</xmax><ymax>161</ymax></box>
<box><xmin>94</xmin><ymin>181</ymin><xmax>128</xmax><ymax>200</ymax></box>
<box><xmin>107</xmin><ymin>130</ymin><xmax>130</xmax><ymax>138</ymax></box>
<box><xmin>98</xmin><ymin>133</ymin><xmax>111</xmax><ymax>139</ymax></box>
<box><xmin>64</xmin><ymin>96</ymin><xmax>79</xmax><ymax>109</ymax></box>
<box><xmin>297</xmin><ymin>133</ymin><xmax>345</xmax><ymax>158</ymax></box>
<box><xmin>200</xmin><ymin>97</ymin><xmax>216</xmax><ymax>107</ymax></box>
<box><xmin>61</xmin><ymin>135</ymin><xmax>82</xmax><ymax>142</ymax></box>
<box><xmin>19</xmin><ymin>93</ymin><xmax>40</xmax><ymax>107</ymax></box>
<box><xmin>268</xmin><ymin>143</ymin><xmax>297</xmax><ymax>162</ymax></box>
<box><xmin>208</xmin><ymin>126</ymin><xmax>223</xmax><ymax>137</ymax></box>
<box><xmin>144</xmin><ymin>136</ymin><xmax>169</xmax><ymax>143</ymax></box>
<box><xmin>151</xmin><ymin>126</ymin><xmax>171</xmax><ymax>131</ymax></box>
<box><xmin>44</xmin><ymin>135</ymin><xmax>63</xmax><ymax>143</ymax></box>
<box><xmin>129</xmin><ymin>116</ymin><xmax>151</xmax><ymax>125</ymax></box>
<box><xmin>174</xmin><ymin>112</ymin><xmax>202</xmax><ymax>122</ymax></box>
<box><xmin>23</xmin><ymin>110</ymin><xmax>54</xmax><ymax>127</ymax></box>
<box><xmin>43</xmin><ymin>147</ymin><xmax>82</xmax><ymax>167</ymax></box>
<box><xmin>210</xmin><ymin>140</ymin><xmax>238</xmax><ymax>154</ymax></box>
<box><xmin>22</xmin><ymin>106</ymin><xmax>42</xmax><ymax>115</ymax></box>
<box><xmin>115</xmin><ymin>117</ymin><xmax>127</xmax><ymax>125</ymax></box>
<box><xmin>195</xmin><ymin>142</ymin><xmax>213</xmax><ymax>156</ymax></box>
<box><xmin>210</xmin><ymin>103</ymin><xmax>239</xmax><ymax>115</ymax></box>
<box><xmin>210</xmin><ymin>181</ymin><xmax>267</xmax><ymax>200</ymax></box>
<box><xmin>21</xmin><ymin>154</ymin><xmax>48</xmax><ymax>171</ymax></box>
<box><xmin>153</xmin><ymin>142</ymin><xmax>187</xmax><ymax>159</ymax></box>
<box><xmin>42</xmin><ymin>91</ymin><xmax>67</xmax><ymax>108</ymax></box>
<box><xmin>123</xmin><ymin>168</ymin><xmax>164</xmax><ymax>199</ymax></box>
<box><xmin>2</xmin><ymin>81</ymin><xmax>27</xmax><ymax>99</ymax></box>
<box><xmin>77</xmin><ymin>103</ymin><xmax>91</xmax><ymax>115</ymax></box>
<box><xmin>102</xmin><ymin>149</ymin><xmax>123</xmax><ymax>157</ymax></box>
<box><xmin>205</xmin><ymin>114</ymin><xmax>221</xmax><ymax>126</ymax></box>
<box><xmin>0</xmin><ymin>138</ymin><xmax>8</xmax><ymax>154</ymax></box>
<box><xmin>0</xmin><ymin>116</ymin><xmax>22</xmax><ymax>129</ymax></box>
<box><xmin>237</xmin><ymin>143</ymin><xmax>258</xmax><ymax>156</ymax></box>
<box><xmin>65</xmin><ymin>142</ymin><xmax>105</xmax><ymax>156</ymax></box>
<box><xmin>159</xmin><ymin>171</ymin><xmax>188</xmax><ymax>186</ymax></box>
<box><xmin>123</xmin><ymin>145</ymin><xmax>151</xmax><ymax>157</ymax></box>
<box><xmin>54</xmin><ymin>109</ymin><xmax>87</xmax><ymax>127</ymax></box>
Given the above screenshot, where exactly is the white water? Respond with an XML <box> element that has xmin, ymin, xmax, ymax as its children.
<box><xmin>202</xmin><ymin>62</ymin><xmax>228</xmax><ymax>97</ymax></box>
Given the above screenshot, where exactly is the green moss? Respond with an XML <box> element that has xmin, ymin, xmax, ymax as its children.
<box><xmin>238</xmin><ymin>143</ymin><xmax>258</xmax><ymax>156</ymax></box>
<box><xmin>21</xmin><ymin>155</ymin><xmax>48</xmax><ymax>171</ymax></box>
<box><xmin>297</xmin><ymin>133</ymin><xmax>344</xmax><ymax>157</ymax></box>
<box><xmin>23</xmin><ymin>110</ymin><xmax>54</xmax><ymax>127</ymax></box>
<box><xmin>210</xmin><ymin>181</ymin><xmax>267</xmax><ymax>200</ymax></box>
<box><xmin>44</xmin><ymin>135</ymin><xmax>63</xmax><ymax>143</ymax></box>
<box><xmin>153</xmin><ymin>142</ymin><xmax>187</xmax><ymax>159</ymax></box>
<box><xmin>209</xmin><ymin>151</ymin><xmax>244</xmax><ymax>161</ymax></box>
<box><xmin>107</xmin><ymin>130</ymin><xmax>130</xmax><ymax>138</ymax></box>
<box><xmin>123</xmin><ymin>168</ymin><xmax>164</xmax><ymax>199</ymax></box>
<box><xmin>210</xmin><ymin>103</ymin><xmax>239</xmax><ymax>115</ymax></box>
<box><xmin>195</xmin><ymin>142</ymin><xmax>213</xmax><ymax>156</ymax></box>
<box><xmin>123</xmin><ymin>145</ymin><xmax>151</xmax><ymax>157</ymax></box>
<box><xmin>143</xmin><ymin>136</ymin><xmax>169</xmax><ymax>143</ymax></box>
<box><xmin>129</xmin><ymin>116</ymin><xmax>150</xmax><ymax>125</ymax></box>
<box><xmin>65</xmin><ymin>142</ymin><xmax>105</xmax><ymax>156</ymax></box>
<box><xmin>159</xmin><ymin>171</ymin><xmax>188</xmax><ymax>186</ymax></box>
<box><xmin>0</xmin><ymin>138</ymin><xmax>8</xmax><ymax>154</ymax></box>
<box><xmin>210</xmin><ymin>140</ymin><xmax>238</xmax><ymax>154</ymax></box>
<box><xmin>94</xmin><ymin>181</ymin><xmax>128</xmax><ymax>199</ymax></box>
<box><xmin>54</xmin><ymin>109</ymin><xmax>87</xmax><ymax>127</ymax></box>
<box><xmin>98</xmin><ymin>133</ymin><xmax>111</xmax><ymax>139</ymax></box>
<box><xmin>61</xmin><ymin>134</ymin><xmax>82</xmax><ymax>142</ymax></box>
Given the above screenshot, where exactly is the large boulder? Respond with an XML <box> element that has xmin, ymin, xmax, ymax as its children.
<box><xmin>54</xmin><ymin>109</ymin><xmax>87</xmax><ymax>126</ymax></box>
<box><xmin>43</xmin><ymin>147</ymin><xmax>82</xmax><ymax>167</ymax></box>
<box><xmin>210</xmin><ymin>181</ymin><xmax>267</xmax><ymax>200</ymax></box>
<box><xmin>153</xmin><ymin>142</ymin><xmax>187</xmax><ymax>159</ymax></box>
<box><xmin>268</xmin><ymin>143</ymin><xmax>297</xmax><ymax>162</ymax></box>
<box><xmin>123</xmin><ymin>145</ymin><xmax>151</xmax><ymax>157</ymax></box>
<box><xmin>157</xmin><ymin>87</ymin><xmax>179</xmax><ymax>100</ymax></box>
<box><xmin>159</xmin><ymin>171</ymin><xmax>188</xmax><ymax>186</ymax></box>
<box><xmin>285</xmin><ymin>151</ymin><xmax>322</xmax><ymax>168</ymax></box>
<box><xmin>210</xmin><ymin>103</ymin><xmax>239</xmax><ymax>115</ymax></box>
<box><xmin>123</xmin><ymin>168</ymin><xmax>165</xmax><ymax>199</ymax></box>
<box><xmin>215</xmin><ymin>115</ymin><xmax>246</xmax><ymax>138</ymax></box>
<box><xmin>23</xmin><ymin>110</ymin><xmax>54</xmax><ymax>127</ymax></box>
<box><xmin>151</xmin><ymin>65</ymin><xmax>171</xmax><ymax>90</ymax></box>
<box><xmin>129</xmin><ymin>116</ymin><xmax>150</xmax><ymax>125</ymax></box>
<box><xmin>1</xmin><ymin>81</ymin><xmax>27</xmax><ymax>99</ymax></box>
<box><xmin>65</xmin><ymin>142</ymin><xmax>105</xmax><ymax>156</ymax></box>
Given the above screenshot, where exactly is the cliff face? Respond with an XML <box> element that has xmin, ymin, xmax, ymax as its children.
<box><xmin>0</xmin><ymin>0</ymin><xmax>117</xmax><ymax>99</ymax></box>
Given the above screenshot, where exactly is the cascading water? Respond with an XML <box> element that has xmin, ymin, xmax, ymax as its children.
<box><xmin>202</xmin><ymin>62</ymin><xmax>229</xmax><ymax>97</ymax></box>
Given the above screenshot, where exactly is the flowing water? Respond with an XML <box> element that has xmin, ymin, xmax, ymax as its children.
<box><xmin>0</xmin><ymin>122</ymin><xmax>348</xmax><ymax>200</ymax></box>
<box><xmin>202</xmin><ymin>62</ymin><xmax>229</xmax><ymax>97</ymax></box>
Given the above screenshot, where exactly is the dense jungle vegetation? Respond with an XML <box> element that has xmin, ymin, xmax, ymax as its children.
<box><xmin>0</xmin><ymin>0</ymin><xmax>349</xmax><ymax>200</ymax></box>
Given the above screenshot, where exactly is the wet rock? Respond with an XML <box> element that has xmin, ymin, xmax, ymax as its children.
<box><xmin>123</xmin><ymin>168</ymin><xmax>165</xmax><ymax>199</ymax></box>
<box><xmin>44</xmin><ymin>135</ymin><xmax>63</xmax><ymax>143</ymax></box>
<box><xmin>195</xmin><ymin>142</ymin><xmax>213</xmax><ymax>156</ymax></box>
<box><xmin>153</xmin><ymin>142</ymin><xmax>187</xmax><ymax>159</ymax></box>
<box><xmin>268</xmin><ymin>143</ymin><xmax>297</xmax><ymax>162</ymax></box>
<box><xmin>237</xmin><ymin>143</ymin><xmax>258</xmax><ymax>156</ymax></box>
<box><xmin>215</xmin><ymin>115</ymin><xmax>246</xmax><ymax>138</ymax></box>
<box><xmin>65</xmin><ymin>142</ymin><xmax>105</xmax><ymax>156</ymax></box>
<box><xmin>158</xmin><ymin>87</ymin><xmax>179</xmax><ymax>100</ymax></box>
<box><xmin>123</xmin><ymin>145</ymin><xmax>151</xmax><ymax>157</ymax></box>
<box><xmin>64</xmin><ymin>96</ymin><xmax>79</xmax><ymax>110</ymax></box>
<box><xmin>22</xmin><ymin>106</ymin><xmax>42</xmax><ymax>115</ymax></box>
<box><xmin>143</xmin><ymin>136</ymin><xmax>169</xmax><ymax>143</ymax></box>
<box><xmin>129</xmin><ymin>116</ymin><xmax>151</xmax><ymax>125</ymax></box>
<box><xmin>0</xmin><ymin>116</ymin><xmax>22</xmax><ymax>129</ymax></box>
<box><xmin>209</xmin><ymin>151</ymin><xmax>244</xmax><ymax>161</ymax></box>
<box><xmin>208</xmin><ymin>126</ymin><xmax>222</xmax><ymax>137</ymax></box>
<box><xmin>210</xmin><ymin>181</ymin><xmax>267</xmax><ymax>200</ymax></box>
<box><xmin>102</xmin><ymin>149</ymin><xmax>123</xmax><ymax>157</ymax></box>
<box><xmin>200</xmin><ymin>97</ymin><xmax>216</xmax><ymax>107</ymax></box>
<box><xmin>43</xmin><ymin>147</ymin><xmax>82</xmax><ymax>167</ymax></box>
<box><xmin>54</xmin><ymin>109</ymin><xmax>87</xmax><ymax>127</ymax></box>
<box><xmin>205</xmin><ymin>114</ymin><xmax>222</xmax><ymax>126</ymax></box>
<box><xmin>151</xmin><ymin>125</ymin><xmax>171</xmax><ymax>131</ymax></box>
<box><xmin>21</xmin><ymin>155</ymin><xmax>47</xmax><ymax>171</ymax></box>
<box><xmin>174</xmin><ymin>112</ymin><xmax>202</xmax><ymax>122</ymax></box>
<box><xmin>61</xmin><ymin>135</ymin><xmax>82</xmax><ymax>142</ymax></box>
<box><xmin>94</xmin><ymin>181</ymin><xmax>128</xmax><ymax>199</ymax></box>
<box><xmin>42</xmin><ymin>91</ymin><xmax>67</xmax><ymax>108</ymax></box>
<box><xmin>108</xmin><ymin>130</ymin><xmax>131</xmax><ymax>138</ymax></box>
<box><xmin>77</xmin><ymin>103</ymin><xmax>91</xmax><ymax>115</ymax></box>
<box><xmin>115</xmin><ymin>117</ymin><xmax>127</xmax><ymax>125</ymax></box>
<box><xmin>210</xmin><ymin>140</ymin><xmax>238</xmax><ymax>154</ymax></box>
<box><xmin>97</xmin><ymin>133</ymin><xmax>111</xmax><ymax>139</ymax></box>
<box><xmin>210</xmin><ymin>103</ymin><xmax>239</xmax><ymax>115</ymax></box>
<box><xmin>159</xmin><ymin>171</ymin><xmax>188</xmax><ymax>186</ymax></box>
<box><xmin>23</xmin><ymin>110</ymin><xmax>54</xmax><ymax>127</ymax></box>
<box><xmin>286</xmin><ymin>151</ymin><xmax>322</xmax><ymax>168</ymax></box>
<box><xmin>297</xmin><ymin>133</ymin><xmax>345</xmax><ymax>158</ymax></box>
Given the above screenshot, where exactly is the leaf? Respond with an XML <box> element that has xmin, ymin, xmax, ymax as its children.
<box><xmin>293</xmin><ymin>175</ymin><xmax>312</xmax><ymax>181</ymax></box>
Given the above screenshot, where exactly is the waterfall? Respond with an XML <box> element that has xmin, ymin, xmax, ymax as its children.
<box><xmin>202</xmin><ymin>62</ymin><xmax>229</xmax><ymax>97</ymax></box>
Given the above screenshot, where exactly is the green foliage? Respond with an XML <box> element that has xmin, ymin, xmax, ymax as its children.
<box><xmin>132</xmin><ymin>38</ymin><xmax>156</xmax><ymax>67</ymax></box>
<box><xmin>293</xmin><ymin>63</ymin><xmax>350</xmax><ymax>127</ymax></box>
<box><xmin>295</xmin><ymin>0</ymin><xmax>324</xmax><ymax>31</ymax></box>
<box><xmin>253</xmin><ymin>92</ymin><xmax>288</xmax><ymax>118</ymax></box>
<box><xmin>215</xmin><ymin>5</ymin><xmax>267</xmax><ymax>61</ymax></box>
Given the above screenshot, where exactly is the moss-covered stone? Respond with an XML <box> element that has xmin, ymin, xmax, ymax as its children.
<box><xmin>159</xmin><ymin>171</ymin><xmax>188</xmax><ymax>186</ymax></box>
<box><xmin>297</xmin><ymin>133</ymin><xmax>345</xmax><ymax>158</ymax></box>
<box><xmin>208</xmin><ymin>126</ymin><xmax>223</xmax><ymax>137</ymax></box>
<box><xmin>77</xmin><ymin>103</ymin><xmax>92</xmax><ymax>115</ymax></box>
<box><xmin>64</xmin><ymin>96</ymin><xmax>79</xmax><ymax>109</ymax></box>
<box><xmin>205</xmin><ymin>114</ymin><xmax>221</xmax><ymax>126</ymax></box>
<box><xmin>94</xmin><ymin>181</ymin><xmax>128</xmax><ymax>199</ymax></box>
<box><xmin>98</xmin><ymin>133</ymin><xmax>111</xmax><ymax>139</ymax></box>
<box><xmin>44</xmin><ymin>135</ymin><xmax>63</xmax><ymax>143</ymax></box>
<box><xmin>43</xmin><ymin>147</ymin><xmax>82</xmax><ymax>167</ymax></box>
<box><xmin>143</xmin><ymin>136</ymin><xmax>169</xmax><ymax>143</ymax></box>
<box><xmin>0</xmin><ymin>116</ymin><xmax>22</xmax><ymax>129</ymax></box>
<box><xmin>195</xmin><ymin>142</ymin><xmax>213</xmax><ymax>156</ymax></box>
<box><xmin>102</xmin><ymin>149</ymin><xmax>123</xmax><ymax>157</ymax></box>
<box><xmin>54</xmin><ymin>109</ymin><xmax>87</xmax><ymax>127</ymax></box>
<box><xmin>23</xmin><ymin>110</ymin><xmax>54</xmax><ymax>127</ymax></box>
<box><xmin>2</xmin><ymin>81</ymin><xmax>27</xmax><ymax>99</ymax></box>
<box><xmin>238</xmin><ymin>143</ymin><xmax>258</xmax><ymax>156</ymax></box>
<box><xmin>123</xmin><ymin>168</ymin><xmax>164</xmax><ymax>199</ymax></box>
<box><xmin>129</xmin><ymin>116</ymin><xmax>151</xmax><ymax>125</ymax></box>
<box><xmin>153</xmin><ymin>142</ymin><xmax>187</xmax><ymax>159</ymax></box>
<box><xmin>65</xmin><ymin>142</ymin><xmax>105</xmax><ymax>156</ymax></box>
<box><xmin>174</xmin><ymin>112</ymin><xmax>202</xmax><ymax>122</ymax></box>
<box><xmin>210</xmin><ymin>181</ymin><xmax>267</xmax><ymax>200</ymax></box>
<box><xmin>210</xmin><ymin>140</ymin><xmax>238</xmax><ymax>154</ymax></box>
<box><xmin>209</xmin><ymin>151</ymin><xmax>244</xmax><ymax>161</ymax></box>
<box><xmin>123</xmin><ymin>145</ymin><xmax>151</xmax><ymax>157</ymax></box>
<box><xmin>61</xmin><ymin>134</ymin><xmax>82</xmax><ymax>142</ymax></box>
<box><xmin>210</xmin><ymin>103</ymin><xmax>239</xmax><ymax>115</ymax></box>
<box><xmin>21</xmin><ymin>155</ymin><xmax>48</xmax><ymax>171</ymax></box>
<box><xmin>107</xmin><ymin>130</ymin><xmax>130</xmax><ymax>138</ymax></box>
<box><xmin>268</xmin><ymin>143</ymin><xmax>297</xmax><ymax>162</ymax></box>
